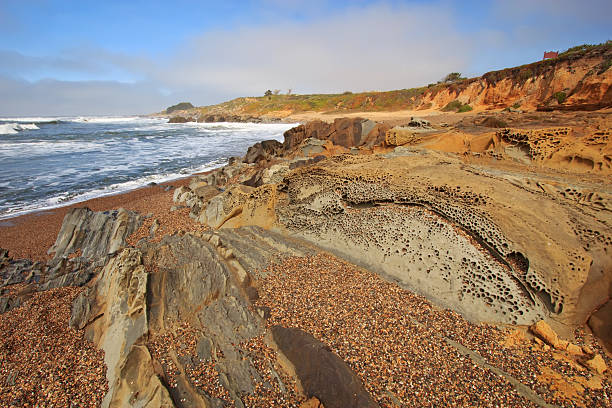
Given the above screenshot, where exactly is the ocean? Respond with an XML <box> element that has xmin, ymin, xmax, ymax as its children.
<box><xmin>0</xmin><ymin>116</ymin><xmax>296</xmax><ymax>219</ymax></box>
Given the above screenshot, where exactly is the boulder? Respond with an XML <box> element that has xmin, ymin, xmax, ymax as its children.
<box><xmin>582</xmin><ymin>354</ymin><xmax>607</xmax><ymax>374</ymax></box>
<box><xmin>49</xmin><ymin>207</ymin><xmax>142</xmax><ymax>260</ymax></box>
<box><xmin>271</xmin><ymin>326</ymin><xmax>377</xmax><ymax>408</ymax></box>
<box><xmin>283</xmin><ymin>121</ymin><xmax>332</xmax><ymax>150</ymax></box>
<box><xmin>243</xmin><ymin>140</ymin><xmax>284</xmax><ymax>163</ymax></box>
<box><xmin>299</xmin><ymin>138</ymin><xmax>327</xmax><ymax>156</ymax></box>
<box><xmin>407</xmin><ymin>117</ymin><xmax>432</xmax><ymax>128</ymax></box>
<box><xmin>282</xmin><ymin>118</ymin><xmax>389</xmax><ymax>151</ymax></box>
<box><xmin>173</xmin><ymin>186</ymin><xmax>191</xmax><ymax>202</ymax></box>
<box><xmin>530</xmin><ymin>320</ymin><xmax>559</xmax><ymax>348</ymax></box>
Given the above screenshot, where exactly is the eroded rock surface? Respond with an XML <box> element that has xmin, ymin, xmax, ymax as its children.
<box><xmin>199</xmin><ymin>148</ymin><xmax>610</xmax><ymax>330</ymax></box>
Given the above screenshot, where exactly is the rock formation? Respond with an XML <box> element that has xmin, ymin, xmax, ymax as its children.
<box><xmin>1</xmin><ymin>112</ymin><xmax>611</xmax><ymax>407</ymax></box>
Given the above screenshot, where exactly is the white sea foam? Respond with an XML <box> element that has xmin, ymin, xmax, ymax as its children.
<box><xmin>0</xmin><ymin>123</ymin><xmax>39</xmax><ymax>134</ymax></box>
<box><xmin>0</xmin><ymin>159</ymin><xmax>226</xmax><ymax>220</ymax></box>
<box><xmin>0</xmin><ymin>117</ymin><xmax>64</xmax><ymax>123</ymax></box>
<box><xmin>0</xmin><ymin>140</ymin><xmax>102</xmax><ymax>155</ymax></box>
<box><xmin>0</xmin><ymin>124</ymin><xmax>18</xmax><ymax>135</ymax></box>
<box><xmin>70</xmin><ymin>116</ymin><xmax>163</xmax><ymax>124</ymax></box>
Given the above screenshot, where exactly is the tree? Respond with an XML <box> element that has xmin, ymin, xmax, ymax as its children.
<box><xmin>442</xmin><ymin>72</ymin><xmax>464</xmax><ymax>83</ymax></box>
<box><xmin>264</xmin><ymin>90</ymin><xmax>272</xmax><ymax>96</ymax></box>
<box><xmin>287</xmin><ymin>89</ymin><xmax>292</xmax><ymax>95</ymax></box>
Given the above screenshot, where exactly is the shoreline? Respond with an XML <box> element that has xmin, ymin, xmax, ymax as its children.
<box><xmin>0</xmin><ymin>177</ymin><xmax>193</xmax><ymax>262</ymax></box>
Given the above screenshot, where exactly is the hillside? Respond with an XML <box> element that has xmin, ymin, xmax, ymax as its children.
<box><xmin>166</xmin><ymin>42</ymin><xmax>612</xmax><ymax>121</ymax></box>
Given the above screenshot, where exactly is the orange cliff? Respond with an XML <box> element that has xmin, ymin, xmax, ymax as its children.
<box><xmin>416</xmin><ymin>44</ymin><xmax>612</xmax><ymax>112</ymax></box>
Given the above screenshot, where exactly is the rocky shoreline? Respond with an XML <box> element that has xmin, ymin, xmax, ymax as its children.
<box><xmin>1</xmin><ymin>111</ymin><xmax>611</xmax><ymax>407</ymax></box>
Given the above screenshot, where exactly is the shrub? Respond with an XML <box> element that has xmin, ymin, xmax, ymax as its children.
<box><xmin>553</xmin><ymin>91</ymin><xmax>567</xmax><ymax>104</ymax></box>
<box><xmin>512</xmin><ymin>102</ymin><xmax>521</xmax><ymax>109</ymax></box>
<box><xmin>598</xmin><ymin>58</ymin><xmax>612</xmax><ymax>74</ymax></box>
<box><xmin>458</xmin><ymin>104</ymin><xmax>473</xmax><ymax>113</ymax></box>
<box><xmin>443</xmin><ymin>72</ymin><xmax>465</xmax><ymax>83</ymax></box>
<box><xmin>441</xmin><ymin>100</ymin><xmax>463</xmax><ymax>112</ymax></box>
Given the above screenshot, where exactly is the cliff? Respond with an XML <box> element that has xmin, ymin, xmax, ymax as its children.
<box><xmin>164</xmin><ymin>42</ymin><xmax>612</xmax><ymax>122</ymax></box>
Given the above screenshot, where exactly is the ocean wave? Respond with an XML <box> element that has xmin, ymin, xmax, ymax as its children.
<box><xmin>0</xmin><ymin>159</ymin><xmax>226</xmax><ymax>220</ymax></box>
<box><xmin>0</xmin><ymin>140</ymin><xmax>102</xmax><ymax>155</ymax></box>
<box><xmin>69</xmin><ymin>116</ymin><xmax>163</xmax><ymax>124</ymax></box>
<box><xmin>0</xmin><ymin>117</ymin><xmax>64</xmax><ymax>123</ymax></box>
<box><xmin>0</xmin><ymin>123</ymin><xmax>40</xmax><ymax>135</ymax></box>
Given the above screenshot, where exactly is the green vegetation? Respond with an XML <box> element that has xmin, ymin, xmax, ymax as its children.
<box><xmin>197</xmin><ymin>87</ymin><xmax>430</xmax><ymax>117</ymax></box>
<box><xmin>165</xmin><ymin>102</ymin><xmax>194</xmax><ymax>113</ymax></box>
<box><xmin>441</xmin><ymin>100</ymin><xmax>463</xmax><ymax>111</ymax></box>
<box><xmin>441</xmin><ymin>100</ymin><xmax>472</xmax><ymax>113</ymax></box>
<box><xmin>553</xmin><ymin>91</ymin><xmax>567</xmax><ymax>104</ymax></box>
<box><xmin>558</xmin><ymin>41</ymin><xmax>611</xmax><ymax>58</ymax></box>
<box><xmin>512</xmin><ymin>102</ymin><xmax>521</xmax><ymax>109</ymax></box>
<box><xmin>483</xmin><ymin>41</ymin><xmax>612</xmax><ymax>85</ymax></box>
<box><xmin>598</xmin><ymin>57</ymin><xmax>612</xmax><ymax>74</ymax></box>
<box><xmin>442</xmin><ymin>72</ymin><xmax>466</xmax><ymax>83</ymax></box>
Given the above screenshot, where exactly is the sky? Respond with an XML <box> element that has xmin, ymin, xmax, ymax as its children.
<box><xmin>0</xmin><ymin>0</ymin><xmax>610</xmax><ymax>116</ymax></box>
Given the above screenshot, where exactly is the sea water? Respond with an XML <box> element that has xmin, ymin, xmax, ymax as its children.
<box><xmin>0</xmin><ymin>116</ymin><xmax>296</xmax><ymax>219</ymax></box>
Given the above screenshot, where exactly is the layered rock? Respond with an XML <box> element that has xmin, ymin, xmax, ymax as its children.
<box><xmin>0</xmin><ymin>208</ymin><xmax>143</xmax><ymax>311</ymax></box>
<box><xmin>195</xmin><ymin>143</ymin><xmax>611</xmax><ymax>331</ymax></box>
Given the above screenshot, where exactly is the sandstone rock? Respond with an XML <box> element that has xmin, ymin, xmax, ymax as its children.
<box><xmin>48</xmin><ymin>207</ymin><xmax>142</xmax><ymax>260</ymax></box>
<box><xmin>582</xmin><ymin>354</ymin><xmax>607</xmax><ymax>374</ymax></box>
<box><xmin>530</xmin><ymin>320</ymin><xmax>559</xmax><ymax>347</ymax></box>
<box><xmin>282</xmin><ymin>118</ymin><xmax>389</xmax><ymax>151</ymax></box>
<box><xmin>173</xmin><ymin>186</ymin><xmax>191</xmax><ymax>202</ymax></box>
<box><xmin>299</xmin><ymin>138</ymin><xmax>327</xmax><ymax>156</ymax></box>
<box><xmin>262</xmin><ymin>163</ymin><xmax>290</xmax><ymax>185</ymax></box>
<box><xmin>70</xmin><ymin>247</ymin><xmax>150</xmax><ymax>408</ymax></box>
<box><xmin>243</xmin><ymin>139</ymin><xmax>284</xmax><ymax>163</ymax></box>
<box><xmin>566</xmin><ymin>343</ymin><xmax>584</xmax><ymax>355</ymax></box>
<box><xmin>271</xmin><ymin>326</ymin><xmax>377</xmax><ymax>408</ymax></box>
<box><xmin>385</xmin><ymin>126</ymin><xmax>435</xmax><ymax>146</ymax></box>
<box><xmin>555</xmin><ymin>339</ymin><xmax>569</xmax><ymax>350</ymax></box>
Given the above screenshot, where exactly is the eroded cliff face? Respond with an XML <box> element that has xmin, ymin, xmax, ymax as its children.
<box><xmin>418</xmin><ymin>49</ymin><xmax>612</xmax><ymax>111</ymax></box>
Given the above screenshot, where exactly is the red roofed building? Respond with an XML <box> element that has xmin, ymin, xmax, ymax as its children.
<box><xmin>543</xmin><ymin>51</ymin><xmax>559</xmax><ymax>60</ymax></box>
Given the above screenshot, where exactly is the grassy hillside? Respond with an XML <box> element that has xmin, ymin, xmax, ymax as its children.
<box><xmin>179</xmin><ymin>41</ymin><xmax>611</xmax><ymax>118</ymax></box>
<box><xmin>197</xmin><ymin>87</ymin><xmax>429</xmax><ymax>116</ymax></box>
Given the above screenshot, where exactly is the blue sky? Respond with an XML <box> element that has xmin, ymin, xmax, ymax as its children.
<box><xmin>0</xmin><ymin>0</ymin><xmax>610</xmax><ymax>115</ymax></box>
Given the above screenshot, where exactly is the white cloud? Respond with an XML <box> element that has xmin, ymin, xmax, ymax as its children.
<box><xmin>0</xmin><ymin>76</ymin><xmax>174</xmax><ymax>116</ymax></box>
<box><xmin>154</xmin><ymin>3</ymin><xmax>471</xmax><ymax>96</ymax></box>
